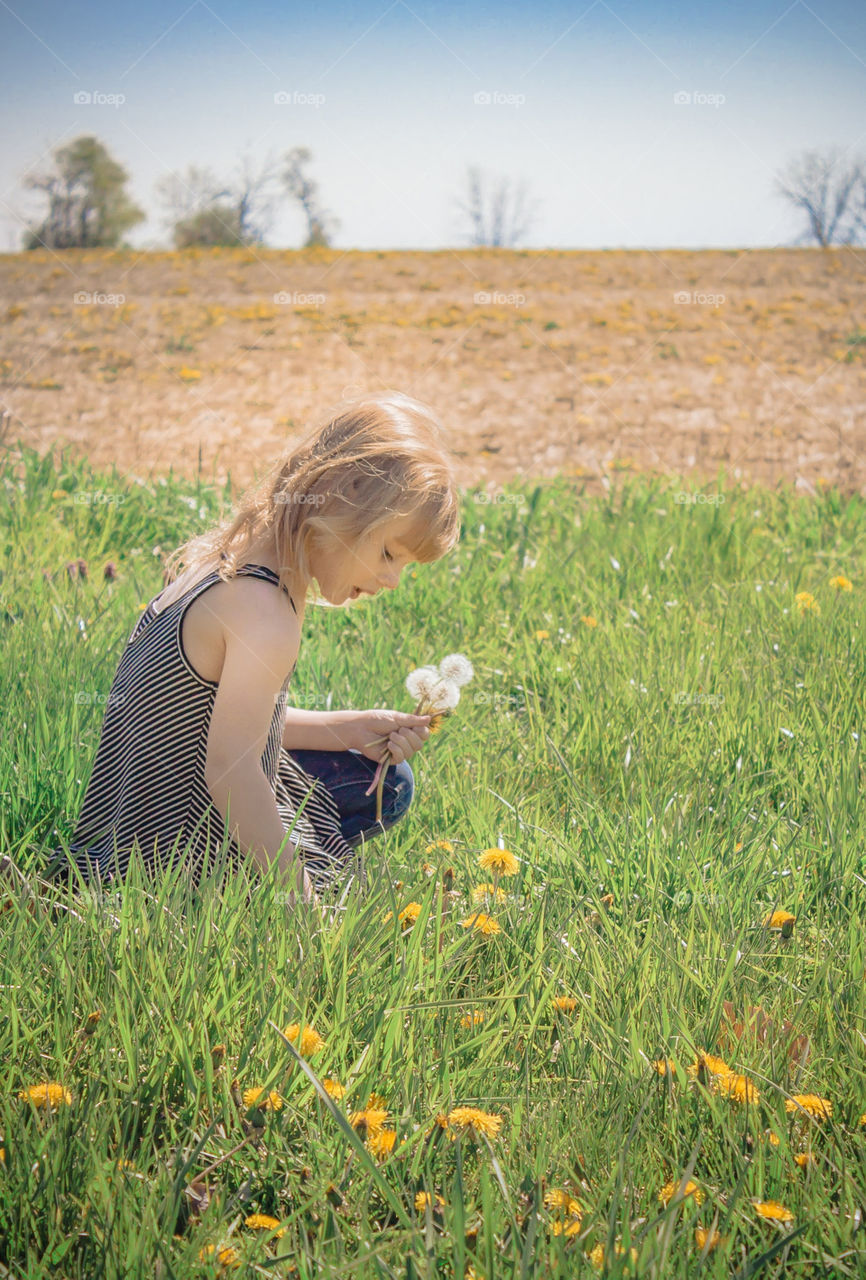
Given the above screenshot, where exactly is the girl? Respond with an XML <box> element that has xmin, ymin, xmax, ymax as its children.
<box><xmin>46</xmin><ymin>391</ymin><xmax>460</xmax><ymax>905</ymax></box>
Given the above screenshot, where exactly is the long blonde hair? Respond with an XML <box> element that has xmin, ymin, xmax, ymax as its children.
<box><xmin>163</xmin><ymin>390</ymin><xmax>461</xmax><ymax>605</ymax></box>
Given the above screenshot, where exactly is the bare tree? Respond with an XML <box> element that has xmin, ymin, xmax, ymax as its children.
<box><xmin>281</xmin><ymin>146</ymin><xmax>340</xmax><ymax>247</ymax></box>
<box><xmin>155</xmin><ymin>164</ymin><xmax>228</xmax><ymax>226</ymax></box>
<box><xmin>454</xmin><ymin>164</ymin><xmax>539</xmax><ymax>247</ymax></box>
<box><xmin>156</xmin><ymin>151</ymin><xmax>283</xmax><ymax>249</ymax></box>
<box><xmin>774</xmin><ymin>147</ymin><xmax>865</xmax><ymax>247</ymax></box>
<box><xmin>846</xmin><ymin>169</ymin><xmax>866</xmax><ymax>245</ymax></box>
<box><xmin>231</xmin><ymin>151</ymin><xmax>283</xmax><ymax>245</ymax></box>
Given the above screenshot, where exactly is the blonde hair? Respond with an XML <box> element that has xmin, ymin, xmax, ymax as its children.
<box><xmin>163</xmin><ymin>390</ymin><xmax>460</xmax><ymax>605</ymax></box>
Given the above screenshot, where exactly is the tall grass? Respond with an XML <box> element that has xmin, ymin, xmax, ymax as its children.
<box><xmin>1</xmin><ymin>442</ymin><xmax>864</xmax><ymax>1278</ymax></box>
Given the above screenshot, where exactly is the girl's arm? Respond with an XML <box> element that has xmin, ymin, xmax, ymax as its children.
<box><xmin>282</xmin><ymin>706</ymin><xmax>364</xmax><ymax>751</ymax></box>
<box><xmin>283</xmin><ymin>705</ymin><xmax>432</xmax><ymax>762</ymax></box>
<box><xmin>203</xmin><ymin>579</ymin><xmax>311</xmax><ymax>898</ymax></box>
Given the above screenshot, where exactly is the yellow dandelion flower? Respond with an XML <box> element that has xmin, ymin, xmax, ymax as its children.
<box><xmin>829</xmin><ymin>574</ymin><xmax>852</xmax><ymax>592</ymax></box>
<box><xmin>447</xmin><ymin>1106</ymin><xmax>502</xmax><ymax>1140</ymax></box>
<box><xmin>588</xmin><ymin>1242</ymin><xmax>637</xmax><ymax>1269</ymax></box>
<box><xmin>545</xmin><ymin>1188</ymin><xmax>582</xmax><ymax>1222</ymax></box>
<box><xmin>553</xmin><ymin>996</ymin><xmax>577</xmax><ymax>1013</ymax></box>
<box><xmin>753</xmin><ymin>1199</ymin><xmax>794</xmax><ymax>1223</ymax></box>
<box><xmin>398</xmin><ymin>902</ymin><xmax>422</xmax><ymax>926</ymax></box>
<box><xmin>688</xmin><ymin>1052</ymin><xmax>730</xmax><ymax>1081</ymax></box>
<box><xmin>424</xmin><ymin>840</ymin><xmax>454</xmax><ymax>854</ymax></box>
<box><xmin>460</xmin><ymin>1010</ymin><xmax>485</xmax><ymax>1029</ymax></box>
<box><xmin>323</xmin><ymin>1077</ymin><xmax>345</xmax><ymax>1100</ymax></box>
<box><xmin>51</xmin><ymin>489</ymin><xmax>66</xmax><ymax>501</ymax></box>
<box><xmin>794</xmin><ymin>1152</ymin><xmax>816</xmax><ymax>1169</ymax></box>
<box><xmin>785</xmin><ymin>1094</ymin><xmax>832</xmax><ymax>1121</ymax></box>
<box><xmin>764</xmin><ymin>910</ymin><xmax>796</xmax><ymax>936</ymax></box>
<box><xmin>652</xmin><ymin>1057</ymin><xmax>678</xmax><ymax>1076</ymax></box>
<box><xmin>197</xmin><ymin>1244</ymin><xmax>241</xmax><ymax>1268</ymax></box>
<box><xmin>695</xmin><ymin>1227</ymin><xmax>722</xmax><ymax>1251</ymax></box>
<box><xmin>794</xmin><ymin>590</ymin><xmax>820</xmax><ymax>615</ymax></box>
<box><xmin>551</xmin><ymin>1217</ymin><xmax>583</xmax><ymax>1237</ymax></box>
<box><xmin>461</xmin><ymin>912</ymin><xmax>501</xmax><ymax>935</ymax></box>
<box><xmin>349</xmin><ymin>1095</ymin><xmax>389</xmax><ymax>1134</ymax></box>
<box><xmin>0</xmin><ymin>1148</ymin><xmax>4</xmax><ymax>1163</ymax></box>
<box><xmin>282</xmin><ymin>1023</ymin><xmax>325</xmax><ymax>1057</ymax></box>
<box><xmin>763</xmin><ymin>1130</ymin><xmax>781</xmax><ymax>1146</ymax></box>
<box><xmin>83</xmin><ymin>1011</ymin><xmax>101</xmax><ymax>1035</ymax></box>
<box><xmin>859</xmin><ymin>1112</ymin><xmax>866</xmax><ymax>1127</ymax></box>
<box><xmin>471</xmin><ymin>882</ymin><xmax>507</xmax><ymax>904</ymax></box>
<box><xmin>367</xmin><ymin>1127</ymin><xmax>397</xmax><ymax>1158</ymax></box>
<box><xmin>19</xmin><ymin>1082</ymin><xmax>72</xmax><ymax>1109</ymax></box>
<box><xmin>535</xmin><ymin>629</ymin><xmax>550</xmax><ymax>640</ymax></box>
<box><xmin>242</xmin><ymin>1087</ymin><xmax>284</xmax><ymax>1111</ymax></box>
<box><xmin>421</xmin><ymin>861</ymin><xmax>436</xmax><ymax>875</ymax></box>
<box><xmin>433</xmin><ymin>1111</ymin><xmax>450</xmax><ymax>1130</ymax></box>
<box><xmin>713</xmin><ymin>1072</ymin><xmax>760</xmax><ymax>1105</ymax></box>
<box><xmin>477</xmin><ymin>847</ymin><xmax>519</xmax><ymax>876</ymax></box>
<box><xmin>244</xmin><ymin>1213</ymin><xmax>285</xmax><ymax>1236</ymax></box>
<box><xmin>415</xmin><ymin>1190</ymin><xmax>446</xmax><ymax>1211</ymax></box>
<box><xmin>658</xmin><ymin>1178</ymin><xmax>705</xmax><ymax>1207</ymax></box>
<box><xmin>580</xmin><ymin>615</ymin><xmax>598</xmax><ymax>628</ymax></box>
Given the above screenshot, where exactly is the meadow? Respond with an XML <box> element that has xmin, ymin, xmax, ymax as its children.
<box><xmin>2</xmin><ymin>245</ymin><xmax>865</xmax><ymax>498</ymax></box>
<box><xmin>0</xmin><ymin>441</ymin><xmax>864</xmax><ymax>1278</ymax></box>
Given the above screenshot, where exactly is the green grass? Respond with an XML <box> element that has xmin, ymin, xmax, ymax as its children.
<box><xmin>1</xmin><ymin>442</ymin><xmax>864</xmax><ymax>1278</ymax></box>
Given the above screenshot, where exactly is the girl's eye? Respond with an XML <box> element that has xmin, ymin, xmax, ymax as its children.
<box><xmin>383</xmin><ymin>547</ymin><xmax>394</xmax><ymax>562</ymax></box>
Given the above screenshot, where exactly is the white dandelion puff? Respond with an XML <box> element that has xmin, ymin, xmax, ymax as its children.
<box><xmin>438</xmin><ymin>653</ymin><xmax>474</xmax><ymax>687</ymax></box>
<box><xmin>427</xmin><ymin>678</ymin><xmax>461</xmax><ymax>712</ymax></box>
<box><xmin>406</xmin><ymin>665</ymin><xmax>440</xmax><ymax>701</ymax></box>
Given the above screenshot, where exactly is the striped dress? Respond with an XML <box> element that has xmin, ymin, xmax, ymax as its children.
<box><xmin>61</xmin><ymin>563</ymin><xmax>359</xmax><ymax>891</ymax></box>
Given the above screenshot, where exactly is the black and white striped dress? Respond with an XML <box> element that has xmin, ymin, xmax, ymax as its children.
<box><xmin>58</xmin><ymin>563</ymin><xmax>359</xmax><ymax>891</ymax></box>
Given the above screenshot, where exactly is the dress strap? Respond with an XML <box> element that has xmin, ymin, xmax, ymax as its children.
<box><xmin>235</xmin><ymin>564</ymin><xmax>298</xmax><ymax>615</ymax></box>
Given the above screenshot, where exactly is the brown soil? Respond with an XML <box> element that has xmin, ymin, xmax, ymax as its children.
<box><xmin>1</xmin><ymin>244</ymin><xmax>864</xmax><ymax>497</ymax></box>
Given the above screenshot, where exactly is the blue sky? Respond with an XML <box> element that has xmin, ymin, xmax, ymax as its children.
<box><xmin>1</xmin><ymin>0</ymin><xmax>865</xmax><ymax>250</ymax></box>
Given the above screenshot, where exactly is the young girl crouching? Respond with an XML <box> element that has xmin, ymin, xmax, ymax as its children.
<box><xmin>46</xmin><ymin>391</ymin><xmax>460</xmax><ymax>907</ymax></box>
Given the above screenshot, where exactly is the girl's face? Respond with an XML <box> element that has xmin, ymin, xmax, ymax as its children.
<box><xmin>311</xmin><ymin>511</ymin><xmax>421</xmax><ymax>606</ymax></box>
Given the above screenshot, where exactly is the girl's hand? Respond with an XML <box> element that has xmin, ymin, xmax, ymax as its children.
<box><xmin>349</xmin><ymin>710</ymin><xmax>432</xmax><ymax>765</ymax></box>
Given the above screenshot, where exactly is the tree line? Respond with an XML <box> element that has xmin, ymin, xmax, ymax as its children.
<box><xmin>16</xmin><ymin>135</ymin><xmax>866</xmax><ymax>252</ymax></box>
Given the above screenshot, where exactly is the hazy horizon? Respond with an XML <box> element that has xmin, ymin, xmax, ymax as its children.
<box><xmin>2</xmin><ymin>0</ymin><xmax>865</xmax><ymax>254</ymax></box>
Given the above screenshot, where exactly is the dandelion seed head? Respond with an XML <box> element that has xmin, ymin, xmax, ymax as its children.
<box><xmin>438</xmin><ymin>653</ymin><xmax>473</xmax><ymax>686</ymax></box>
<box><xmin>406</xmin><ymin>666</ymin><xmax>440</xmax><ymax>701</ymax></box>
